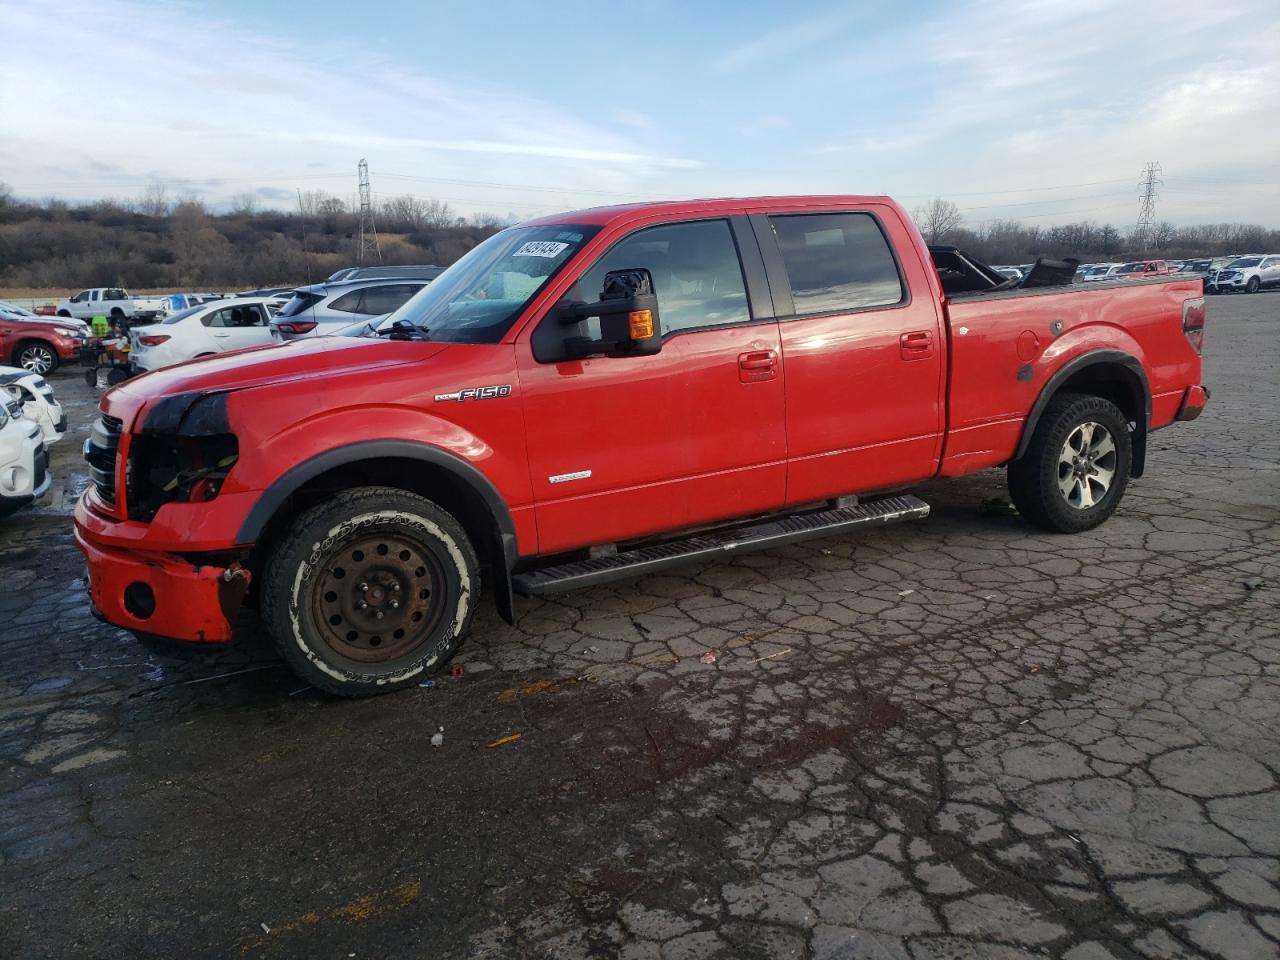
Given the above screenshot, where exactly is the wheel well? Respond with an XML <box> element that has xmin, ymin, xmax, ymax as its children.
<box><xmin>56</xmin><ymin>309</ymin><xmax>72</xmax><ymax>317</ymax></box>
<box><xmin>109</xmin><ymin>307</ymin><xmax>125</xmax><ymax>317</ymax></box>
<box><xmin>1029</xmin><ymin>360</ymin><xmax>1150</xmax><ymax>476</ymax></box>
<box><xmin>248</xmin><ymin>457</ymin><xmax>502</xmax><ymax>577</ymax></box>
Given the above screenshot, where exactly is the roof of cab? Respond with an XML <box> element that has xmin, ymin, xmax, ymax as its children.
<box><xmin>523</xmin><ymin>195</ymin><xmax>897</xmax><ymax>228</ymax></box>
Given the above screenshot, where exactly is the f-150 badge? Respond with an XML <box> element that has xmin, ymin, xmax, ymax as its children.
<box><xmin>434</xmin><ymin>384</ymin><xmax>513</xmax><ymax>402</ymax></box>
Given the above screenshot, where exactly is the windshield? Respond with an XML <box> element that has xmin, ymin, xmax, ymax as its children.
<box><xmin>161</xmin><ymin>305</ymin><xmax>205</xmax><ymax>325</ymax></box>
<box><xmin>381</xmin><ymin>224</ymin><xmax>600</xmax><ymax>343</ymax></box>
<box><xmin>1227</xmin><ymin>257</ymin><xmax>1262</xmax><ymax>268</ymax></box>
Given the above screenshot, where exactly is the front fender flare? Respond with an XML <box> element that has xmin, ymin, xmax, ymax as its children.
<box><xmin>235</xmin><ymin>440</ymin><xmax>519</xmax><ymax>624</ymax></box>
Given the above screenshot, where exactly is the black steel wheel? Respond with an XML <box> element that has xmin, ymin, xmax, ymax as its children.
<box><xmin>262</xmin><ymin>486</ymin><xmax>479</xmax><ymax>696</ymax></box>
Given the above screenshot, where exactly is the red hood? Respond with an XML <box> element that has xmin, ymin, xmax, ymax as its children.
<box><xmin>105</xmin><ymin>337</ymin><xmax>448</xmax><ymax>428</ymax></box>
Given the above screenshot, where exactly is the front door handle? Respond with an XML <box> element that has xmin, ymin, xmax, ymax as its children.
<box><xmin>900</xmin><ymin>330</ymin><xmax>933</xmax><ymax>360</ymax></box>
<box><xmin>738</xmin><ymin>350</ymin><xmax>778</xmax><ymax>383</ymax></box>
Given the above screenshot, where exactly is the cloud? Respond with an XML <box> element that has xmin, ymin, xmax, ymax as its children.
<box><xmin>714</xmin><ymin>8</ymin><xmax>865</xmax><ymax>73</ymax></box>
<box><xmin>0</xmin><ymin>0</ymin><xmax>699</xmax><ymax>213</ymax></box>
<box><xmin>798</xmin><ymin>0</ymin><xmax>1280</xmax><ymax>224</ymax></box>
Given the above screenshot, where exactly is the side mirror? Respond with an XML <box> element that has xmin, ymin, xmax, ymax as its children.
<box><xmin>533</xmin><ymin>268</ymin><xmax>662</xmax><ymax>363</ymax></box>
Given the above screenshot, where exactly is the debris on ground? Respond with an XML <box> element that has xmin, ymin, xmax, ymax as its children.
<box><xmin>260</xmin><ymin>923</ymin><xmax>270</xmax><ymax>934</ymax></box>
<box><xmin>430</xmin><ymin>727</ymin><xmax>444</xmax><ymax>748</ymax></box>
<box><xmin>980</xmin><ymin>497</ymin><xmax>1019</xmax><ymax>516</ymax></box>
<box><xmin>487</xmin><ymin>733</ymin><xmax>521</xmax><ymax>748</ymax></box>
<box><xmin>898</xmin><ymin>589</ymin><xmax>916</xmax><ymax>597</ymax></box>
<box><xmin>418</xmin><ymin>679</ymin><xmax>436</xmax><ymax>689</ymax></box>
<box><xmin>745</xmin><ymin>648</ymin><xmax>793</xmax><ymax>665</ymax></box>
<box><xmin>1243</xmin><ymin>577</ymin><xmax>1264</xmax><ymax>591</ymax></box>
<box><xmin>450</xmin><ymin>664</ymin><xmax>465</xmax><ymax>678</ymax></box>
<box><xmin>700</xmin><ymin>650</ymin><xmax>718</xmax><ymax>665</ymax></box>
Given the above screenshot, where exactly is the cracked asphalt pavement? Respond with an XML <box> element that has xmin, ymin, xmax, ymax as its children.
<box><xmin>2</xmin><ymin>293</ymin><xmax>1278</xmax><ymax>960</ymax></box>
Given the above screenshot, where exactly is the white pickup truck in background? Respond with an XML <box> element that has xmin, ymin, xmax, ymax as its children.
<box><xmin>55</xmin><ymin>288</ymin><xmax>166</xmax><ymax>322</ymax></box>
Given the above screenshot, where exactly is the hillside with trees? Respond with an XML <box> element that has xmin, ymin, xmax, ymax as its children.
<box><xmin>1</xmin><ymin>182</ymin><xmax>1277</xmax><ymax>294</ymax></box>
<box><xmin>0</xmin><ymin>181</ymin><xmax>507</xmax><ymax>291</ymax></box>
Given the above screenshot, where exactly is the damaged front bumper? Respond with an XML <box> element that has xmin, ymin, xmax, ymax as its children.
<box><xmin>75</xmin><ymin>495</ymin><xmax>251</xmax><ymax>643</ymax></box>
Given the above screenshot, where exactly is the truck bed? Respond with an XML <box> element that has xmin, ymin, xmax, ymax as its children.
<box><xmin>939</xmin><ymin>275</ymin><xmax>1203</xmax><ymax>477</ymax></box>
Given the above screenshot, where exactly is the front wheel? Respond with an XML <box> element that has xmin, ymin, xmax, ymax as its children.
<box><xmin>261</xmin><ymin>486</ymin><xmax>479</xmax><ymax>696</ymax></box>
<box><xmin>1246</xmin><ymin>276</ymin><xmax>1260</xmax><ymax>294</ymax></box>
<box><xmin>16</xmin><ymin>341</ymin><xmax>57</xmax><ymax>375</ymax></box>
<box><xmin>1008</xmin><ymin>392</ymin><xmax>1132</xmax><ymax>533</ymax></box>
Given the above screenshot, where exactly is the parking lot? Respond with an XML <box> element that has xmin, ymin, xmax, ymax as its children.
<box><xmin>0</xmin><ymin>292</ymin><xmax>1276</xmax><ymax>959</ymax></box>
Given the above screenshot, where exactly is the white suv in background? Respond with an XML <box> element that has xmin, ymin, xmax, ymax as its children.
<box><xmin>0</xmin><ymin>366</ymin><xmax>67</xmax><ymax>444</ymax></box>
<box><xmin>1208</xmin><ymin>255</ymin><xmax>1280</xmax><ymax>294</ymax></box>
<box><xmin>0</xmin><ymin>398</ymin><xmax>49</xmax><ymax>518</ymax></box>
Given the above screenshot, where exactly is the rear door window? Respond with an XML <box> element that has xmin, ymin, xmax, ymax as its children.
<box><xmin>329</xmin><ymin>290</ymin><xmax>366</xmax><ymax>314</ymax></box>
<box><xmin>360</xmin><ymin>283</ymin><xmax>424</xmax><ymax>315</ymax></box>
<box><xmin>768</xmin><ymin>213</ymin><xmax>905</xmax><ymax>315</ymax></box>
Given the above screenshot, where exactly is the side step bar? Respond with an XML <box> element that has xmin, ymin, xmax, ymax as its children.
<box><xmin>512</xmin><ymin>495</ymin><xmax>930</xmax><ymax>598</ymax></box>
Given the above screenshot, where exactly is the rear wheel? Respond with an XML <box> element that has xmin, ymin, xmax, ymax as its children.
<box><xmin>16</xmin><ymin>341</ymin><xmax>57</xmax><ymax>375</ymax></box>
<box><xmin>261</xmin><ymin>486</ymin><xmax>479</xmax><ymax>696</ymax></box>
<box><xmin>1246</xmin><ymin>276</ymin><xmax>1260</xmax><ymax>294</ymax></box>
<box><xmin>1008</xmin><ymin>392</ymin><xmax>1132</xmax><ymax>533</ymax></box>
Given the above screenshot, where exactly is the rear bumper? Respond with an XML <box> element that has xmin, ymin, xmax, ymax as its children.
<box><xmin>74</xmin><ymin>496</ymin><xmax>251</xmax><ymax>643</ymax></box>
<box><xmin>1176</xmin><ymin>384</ymin><xmax>1210</xmax><ymax>422</ymax></box>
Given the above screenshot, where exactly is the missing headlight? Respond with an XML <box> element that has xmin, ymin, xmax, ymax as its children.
<box><xmin>127</xmin><ymin>432</ymin><xmax>239</xmax><ymax>521</ymax></box>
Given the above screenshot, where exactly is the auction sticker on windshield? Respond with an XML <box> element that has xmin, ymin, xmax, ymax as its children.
<box><xmin>513</xmin><ymin>241</ymin><xmax>570</xmax><ymax>258</ymax></box>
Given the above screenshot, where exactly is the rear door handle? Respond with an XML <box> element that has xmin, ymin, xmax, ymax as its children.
<box><xmin>900</xmin><ymin>330</ymin><xmax>932</xmax><ymax>359</ymax></box>
<box><xmin>738</xmin><ymin>350</ymin><xmax>778</xmax><ymax>383</ymax></box>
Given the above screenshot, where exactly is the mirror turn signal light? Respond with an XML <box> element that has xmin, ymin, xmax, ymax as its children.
<box><xmin>628</xmin><ymin>309</ymin><xmax>654</xmax><ymax>340</ymax></box>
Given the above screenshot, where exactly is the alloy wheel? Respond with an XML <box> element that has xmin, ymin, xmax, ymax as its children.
<box><xmin>1057</xmin><ymin>421</ymin><xmax>1117</xmax><ymax>509</ymax></box>
<box><xmin>19</xmin><ymin>345</ymin><xmax>54</xmax><ymax>374</ymax></box>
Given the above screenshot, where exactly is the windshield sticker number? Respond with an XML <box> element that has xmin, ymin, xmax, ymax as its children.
<box><xmin>513</xmin><ymin>240</ymin><xmax>569</xmax><ymax>258</ymax></box>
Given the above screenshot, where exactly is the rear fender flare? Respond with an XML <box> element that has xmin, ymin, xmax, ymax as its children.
<box><xmin>1014</xmin><ymin>349</ymin><xmax>1152</xmax><ymax>473</ymax></box>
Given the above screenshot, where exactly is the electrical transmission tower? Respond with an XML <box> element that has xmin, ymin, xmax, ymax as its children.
<box><xmin>357</xmin><ymin>158</ymin><xmax>381</xmax><ymax>264</ymax></box>
<box><xmin>1135</xmin><ymin>161</ymin><xmax>1162</xmax><ymax>247</ymax></box>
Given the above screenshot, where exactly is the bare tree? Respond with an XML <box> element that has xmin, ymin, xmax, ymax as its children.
<box><xmin>0</xmin><ymin>181</ymin><xmax>12</xmax><ymax>209</ymax></box>
<box><xmin>137</xmin><ymin>182</ymin><xmax>170</xmax><ymax>217</ymax></box>
<box><xmin>229</xmin><ymin>192</ymin><xmax>258</xmax><ymax>216</ymax></box>
<box><xmin>912</xmin><ymin>198</ymin><xmax>963</xmax><ymax>244</ymax></box>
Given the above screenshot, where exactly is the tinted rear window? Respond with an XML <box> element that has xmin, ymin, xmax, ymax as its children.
<box><xmin>769</xmin><ymin>213</ymin><xmax>905</xmax><ymax>315</ymax></box>
<box><xmin>279</xmin><ymin>292</ymin><xmax>324</xmax><ymax>317</ymax></box>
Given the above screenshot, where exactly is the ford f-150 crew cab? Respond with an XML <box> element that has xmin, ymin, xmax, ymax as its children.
<box><xmin>74</xmin><ymin>196</ymin><xmax>1209</xmax><ymax>696</ymax></box>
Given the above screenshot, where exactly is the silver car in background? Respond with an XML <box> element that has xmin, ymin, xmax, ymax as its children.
<box><xmin>269</xmin><ymin>278</ymin><xmax>431</xmax><ymax>341</ymax></box>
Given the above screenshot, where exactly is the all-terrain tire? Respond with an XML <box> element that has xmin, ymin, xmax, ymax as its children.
<box><xmin>261</xmin><ymin>486</ymin><xmax>480</xmax><ymax>697</ymax></box>
<box><xmin>1008</xmin><ymin>392</ymin><xmax>1132</xmax><ymax>533</ymax></box>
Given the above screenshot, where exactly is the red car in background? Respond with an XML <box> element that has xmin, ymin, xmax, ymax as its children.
<box><xmin>0</xmin><ymin>314</ymin><xmax>88</xmax><ymax>374</ymax></box>
<box><xmin>1111</xmin><ymin>260</ymin><xmax>1175</xmax><ymax>279</ymax></box>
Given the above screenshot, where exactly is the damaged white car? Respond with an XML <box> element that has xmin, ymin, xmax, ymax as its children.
<box><xmin>0</xmin><ymin>365</ymin><xmax>67</xmax><ymax>445</ymax></box>
<box><xmin>0</xmin><ymin>397</ymin><xmax>50</xmax><ymax>518</ymax></box>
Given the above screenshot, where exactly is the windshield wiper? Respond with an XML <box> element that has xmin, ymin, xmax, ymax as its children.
<box><xmin>376</xmin><ymin>318</ymin><xmax>430</xmax><ymax>339</ymax></box>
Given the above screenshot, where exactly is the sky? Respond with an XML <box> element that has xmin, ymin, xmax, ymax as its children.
<box><xmin>3</xmin><ymin>0</ymin><xmax>1279</xmax><ymax>227</ymax></box>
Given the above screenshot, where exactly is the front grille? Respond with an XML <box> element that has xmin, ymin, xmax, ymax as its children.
<box><xmin>85</xmin><ymin>413</ymin><xmax>123</xmax><ymax>505</ymax></box>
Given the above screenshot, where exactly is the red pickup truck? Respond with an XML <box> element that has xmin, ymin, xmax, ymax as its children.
<box><xmin>74</xmin><ymin>196</ymin><xmax>1209</xmax><ymax>696</ymax></box>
